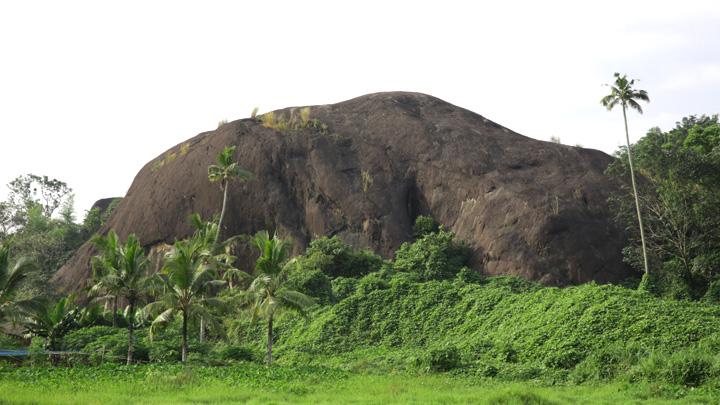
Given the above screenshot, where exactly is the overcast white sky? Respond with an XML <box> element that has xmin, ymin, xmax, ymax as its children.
<box><xmin>1</xmin><ymin>0</ymin><xmax>719</xmax><ymax>217</ymax></box>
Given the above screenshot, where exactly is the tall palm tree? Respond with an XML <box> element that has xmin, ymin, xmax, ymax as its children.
<box><xmin>208</xmin><ymin>145</ymin><xmax>252</xmax><ymax>244</ymax></box>
<box><xmin>21</xmin><ymin>295</ymin><xmax>78</xmax><ymax>365</ymax></box>
<box><xmin>145</xmin><ymin>233</ymin><xmax>226</xmax><ymax>362</ymax></box>
<box><xmin>91</xmin><ymin>234</ymin><xmax>151</xmax><ymax>365</ymax></box>
<box><xmin>0</xmin><ymin>241</ymin><xmax>36</xmax><ymax>326</ymax></box>
<box><xmin>601</xmin><ymin>72</ymin><xmax>651</xmax><ymax>276</ymax></box>
<box><xmin>90</xmin><ymin>231</ymin><xmax>123</xmax><ymax>326</ymax></box>
<box><xmin>237</xmin><ymin>231</ymin><xmax>313</xmax><ymax>365</ymax></box>
<box><xmin>188</xmin><ymin>213</ymin><xmax>244</xmax><ymax>342</ymax></box>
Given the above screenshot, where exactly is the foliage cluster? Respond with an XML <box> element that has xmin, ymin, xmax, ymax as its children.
<box><xmin>228</xmin><ymin>258</ymin><xmax>720</xmax><ymax>388</ymax></box>
<box><xmin>608</xmin><ymin>115</ymin><xmax>720</xmax><ymax>298</ymax></box>
<box><xmin>392</xmin><ymin>226</ymin><xmax>470</xmax><ymax>281</ymax></box>
<box><xmin>0</xmin><ymin>175</ymin><xmax>117</xmax><ymax>299</ymax></box>
<box><xmin>297</xmin><ymin>236</ymin><xmax>383</xmax><ymax>279</ymax></box>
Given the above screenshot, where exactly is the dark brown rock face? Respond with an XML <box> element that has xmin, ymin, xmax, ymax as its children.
<box><xmin>54</xmin><ymin>92</ymin><xmax>631</xmax><ymax>291</ymax></box>
<box><xmin>90</xmin><ymin>197</ymin><xmax>121</xmax><ymax>215</ymax></box>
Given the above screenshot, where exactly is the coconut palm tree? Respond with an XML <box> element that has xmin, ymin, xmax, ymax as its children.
<box><xmin>0</xmin><ymin>241</ymin><xmax>36</xmax><ymax>326</ymax></box>
<box><xmin>601</xmin><ymin>72</ymin><xmax>651</xmax><ymax>276</ymax></box>
<box><xmin>187</xmin><ymin>213</ymin><xmax>245</xmax><ymax>342</ymax></box>
<box><xmin>90</xmin><ymin>231</ymin><xmax>123</xmax><ymax>326</ymax></box>
<box><xmin>91</xmin><ymin>234</ymin><xmax>151</xmax><ymax>364</ymax></box>
<box><xmin>207</xmin><ymin>145</ymin><xmax>252</xmax><ymax>244</ymax></box>
<box><xmin>21</xmin><ymin>295</ymin><xmax>78</xmax><ymax>365</ymax></box>
<box><xmin>237</xmin><ymin>231</ymin><xmax>314</xmax><ymax>365</ymax></box>
<box><xmin>145</xmin><ymin>232</ymin><xmax>226</xmax><ymax>362</ymax></box>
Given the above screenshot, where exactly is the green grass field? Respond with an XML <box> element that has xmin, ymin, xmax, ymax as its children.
<box><xmin>1</xmin><ymin>364</ymin><xmax>716</xmax><ymax>404</ymax></box>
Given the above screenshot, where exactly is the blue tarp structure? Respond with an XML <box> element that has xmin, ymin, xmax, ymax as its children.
<box><xmin>0</xmin><ymin>349</ymin><xmax>30</xmax><ymax>356</ymax></box>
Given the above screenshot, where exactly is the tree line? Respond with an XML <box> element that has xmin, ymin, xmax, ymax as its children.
<box><xmin>1</xmin><ymin>146</ymin><xmax>313</xmax><ymax>365</ymax></box>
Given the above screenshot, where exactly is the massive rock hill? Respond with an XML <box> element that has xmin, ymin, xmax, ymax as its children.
<box><xmin>55</xmin><ymin>92</ymin><xmax>631</xmax><ymax>291</ymax></box>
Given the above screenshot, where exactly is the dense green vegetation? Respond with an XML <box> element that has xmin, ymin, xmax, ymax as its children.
<box><xmin>6</xmin><ymin>224</ymin><xmax>716</xmax><ymax>400</ymax></box>
<box><xmin>2</xmin><ymin>102</ymin><xmax>720</xmax><ymax>403</ymax></box>
<box><xmin>608</xmin><ymin>114</ymin><xmax>720</xmax><ymax>299</ymax></box>
<box><xmin>0</xmin><ymin>174</ymin><xmax>118</xmax><ymax>299</ymax></box>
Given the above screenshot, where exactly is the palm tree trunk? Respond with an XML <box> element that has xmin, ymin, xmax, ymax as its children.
<box><xmin>112</xmin><ymin>296</ymin><xmax>118</xmax><ymax>327</ymax></box>
<box><xmin>199</xmin><ymin>317</ymin><xmax>205</xmax><ymax>343</ymax></box>
<box><xmin>126</xmin><ymin>298</ymin><xmax>135</xmax><ymax>365</ymax></box>
<box><xmin>623</xmin><ymin>105</ymin><xmax>650</xmax><ymax>275</ymax></box>
<box><xmin>267</xmin><ymin>315</ymin><xmax>273</xmax><ymax>366</ymax></box>
<box><xmin>181</xmin><ymin>309</ymin><xmax>188</xmax><ymax>362</ymax></box>
<box><xmin>215</xmin><ymin>182</ymin><xmax>229</xmax><ymax>245</ymax></box>
<box><xmin>48</xmin><ymin>336</ymin><xmax>59</xmax><ymax>366</ymax></box>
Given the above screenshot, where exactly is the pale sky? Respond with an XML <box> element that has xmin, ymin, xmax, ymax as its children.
<box><xmin>1</xmin><ymin>0</ymin><xmax>719</xmax><ymax>218</ymax></box>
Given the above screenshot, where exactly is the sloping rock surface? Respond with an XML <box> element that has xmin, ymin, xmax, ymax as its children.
<box><xmin>55</xmin><ymin>92</ymin><xmax>630</xmax><ymax>290</ymax></box>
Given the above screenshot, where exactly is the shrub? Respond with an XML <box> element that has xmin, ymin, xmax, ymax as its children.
<box><xmin>630</xmin><ymin>348</ymin><xmax>717</xmax><ymax>387</ymax></box>
<box><xmin>455</xmin><ymin>266</ymin><xmax>484</xmax><ymax>284</ymax></box>
<box><xmin>702</xmin><ymin>279</ymin><xmax>720</xmax><ymax>303</ymax></box>
<box><xmin>496</xmin><ymin>363</ymin><xmax>545</xmax><ymax>381</ymax></box>
<box><xmin>287</xmin><ymin>268</ymin><xmax>333</xmax><ymax>304</ymax></box>
<box><xmin>28</xmin><ymin>337</ymin><xmax>48</xmax><ymax>366</ymax></box>
<box><xmin>210</xmin><ymin>343</ymin><xmax>255</xmax><ymax>362</ymax></box>
<box><xmin>425</xmin><ymin>345</ymin><xmax>461</xmax><ymax>372</ymax></box>
<box><xmin>300</xmin><ymin>236</ymin><xmax>383</xmax><ymax>278</ymax></box>
<box><xmin>63</xmin><ymin>326</ymin><xmax>120</xmax><ymax>351</ymax></box>
<box><xmin>492</xmin><ymin>342</ymin><xmax>518</xmax><ymax>363</ymax></box>
<box><xmin>570</xmin><ymin>342</ymin><xmax>645</xmax><ymax>383</ymax></box>
<box><xmin>83</xmin><ymin>329</ymin><xmax>149</xmax><ymax>364</ymax></box>
<box><xmin>331</xmin><ymin>277</ymin><xmax>359</xmax><ymax>301</ymax></box>
<box><xmin>664</xmin><ymin>349</ymin><xmax>716</xmax><ymax>387</ymax></box>
<box><xmin>0</xmin><ymin>333</ymin><xmax>22</xmax><ymax>349</ymax></box>
<box><xmin>356</xmin><ymin>272</ymin><xmax>390</xmax><ymax>295</ymax></box>
<box><xmin>393</xmin><ymin>227</ymin><xmax>469</xmax><ymax>281</ymax></box>
<box><xmin>475</xmin><ymin>361</ymin><xmax>499</xmax><ymax>377</ymax></box>
<box><xmin>146</xmin><ymin>326</ymin><xmax>210</xmax><ymax>363</ymax></box>
<box><xmin>412</xmin><ymin>215</ymin><xmax>438</xmax><ymax>238</ymax></box>
<box><xmin>389</xmin><ymin>271</ymin><xmax>420</xmax><ymax>292</ymax></box>
<box><xmin>543</xmin><ymin>346</ymin><xmax>582</xmax><ymax>369</ymax></box>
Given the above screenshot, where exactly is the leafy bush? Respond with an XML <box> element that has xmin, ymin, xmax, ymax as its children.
<box><xmin>630</xmin><ymin>348</ymin><xmax>718</xmax><ymax>387</ymax></box>
<box><xmin>663</xmin><ymin>349</ymin><xmax>716</xmax><ymax>387</ymax></box>
<box><xmin>63</xmin><ymin>326</ymin><xmax>121</xmax><ymax>351</ymax></box>
<box><xmin>331</xmin><ymin>277</ymin><xmax>358</xmax><ymax>301</ymax></box>
<box><xmin>393</xmin><ymin>227</ymin><xmax>469</xmax><ymax>281</ymax></box>
<box><xmin>210</xmin><ymin>343</ymin><xmax>255</xmax><ymax>362</ymax></box>
<box><xmin>389</xmin><ymin>271</ymin><xmax>420</xmax><ymax>293</ymax></box>
<box><xmin>570</xmin><ymin>342</ymin><xmax>645</xmax><ymax>383</ymax></box>
<box><xmin>83</xmin><ymin>329</ymin><xmax>149</xmax><ymax>364</ymax></box>
<box><xmin>147</xmin><ymin>327</ymin><xmax>210</xmax><ymax>363</ymax></box>
<box><xmin>300</xmin><ymin>236</ymin><xmax>383</xmax><ymax>279</ymax></box>
<box><xmin>412</xmin><ymin>215</ymin><xmax>438</xmax><ymax>238</ymax></box>
<box><xmin>0</xmin><ymin>333</ymin><xmax>22</xmax><ymax>349</ymax></box>
<box><xmin>702</xmin><ymin>279</ymin><xmax>720</xmax><ymax>303</ymax></box>
<box><xmin>424</xmin><ymin>345</ymin><xmax>461</xmax><ymax>372</ymax></box>
<box><xmin>355</xmin><ymin>272</ymin><xmax>390</xmax><ymax>295</ymax></box>
<box><xmin>455</xmin><ymin>266</ymin><xmax>484</xmax><ymax>284</ymax></box>
<box><xmin>287</xmin><ymin>268</ymin><xmax>333</xmax><ymax>304</ymax></box>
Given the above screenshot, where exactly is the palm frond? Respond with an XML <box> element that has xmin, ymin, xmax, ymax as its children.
<box><xmin>627</xmin><ymin>99</ymin><xmax>644</xmax><ymax>114</ymax></box>
<box><xmin>276</xmin><ymin>289</ymin><xmax>315</xmax><ymax>317</ymax></box>
<box><xmin>149</xmin><ymin>308</ymin><xmax>176</xmax><ymax>340</ymax></box>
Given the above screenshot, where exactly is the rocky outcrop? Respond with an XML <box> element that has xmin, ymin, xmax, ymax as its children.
<box><xmin>54</xmin><ymin>92</ymin><xmax>631</xmax><ymax>291</ymax></box>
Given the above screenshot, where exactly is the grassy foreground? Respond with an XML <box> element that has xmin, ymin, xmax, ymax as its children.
<box><xmin>1</xmin><ymin>364</ymin><xmax>717</xmax><ymax>404</ymax></box>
